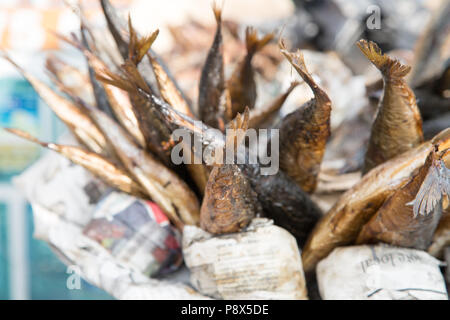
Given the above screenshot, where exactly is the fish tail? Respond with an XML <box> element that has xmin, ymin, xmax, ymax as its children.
<box><xmin>356</xmin><ymin>39</ymin><xmax>411</xmax><ymax>79</ymax></box>
<box><xmin>279</xmin><ymin>39</ymin><xmax>311</xmax><ymax>83</ymax></box>
<box><xmin>121</xmin><ymin>60</ymin><xmax>151</xmax><ymax>92</ymax></box>
<box><xmin>212</xmin><ymin>1</ymin><xmax>222</xmax><ymax>25</ymax></box>
<box><xmin>126</xmin><ymin>14</ymin><xmax>159</xmax><ymax>64</ymax></box>
<box><xmin>245</xmin><ymin>27</ymin><xmax>274</xmax><ymax>57</ymax></box>
<box><xmin>226</xmin><ymin>107</ymin><xmax>249</xmax><ymax>152</ymax></box>
<box><xmin>279</xmin><ymin>38</ymin><xmax>330</xmax><ymax>105</ymax></box>
<box><xmin>95</xmin><ymin>67</ymin><xmax>134</xmax><ymax>93</ymax></box>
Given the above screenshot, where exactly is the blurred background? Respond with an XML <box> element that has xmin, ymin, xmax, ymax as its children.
<box><xmin>0</xmin><ymin>0</ymin><xmax>447</xmax><ymax>299</ymax></box>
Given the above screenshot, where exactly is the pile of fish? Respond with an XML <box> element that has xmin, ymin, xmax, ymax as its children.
<box><xmin>2</xmin><ymin>0</ymin><xmax>449</xmax><ymax>299</ymax></box>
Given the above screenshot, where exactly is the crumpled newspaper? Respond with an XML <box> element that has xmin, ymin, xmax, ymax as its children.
<box><xmin>183</xmin><ymin>218</ymin><xmax>308</xmax><ymax>300</ymax></box>
<box><xmin>13</xmin><ymin>150</ymin><xmax>209</xmax><ymax>300</ymax></box>
<box><xmin>317</xmin><ymin>244</ymin><xmax>448</xmax><ymax>300</ymax></box>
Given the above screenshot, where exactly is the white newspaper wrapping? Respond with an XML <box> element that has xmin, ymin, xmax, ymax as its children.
<box><xmin>182</xmin><ymin>218</ymin><xmax>308</xmax><ymax>300</ymax></box>
<box><xmin>13</xmin><ymin>150</ymin><xmax>209</xmax><ymax>300</ymax></box>
<box><xmin>317</xmin><ymin>244</ymin><xmax>448</xmax><ymax>300</ymax></box>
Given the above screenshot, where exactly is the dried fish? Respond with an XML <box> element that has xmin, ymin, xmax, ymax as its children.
<box><xmin>100</xmin><ymin>0</ymin><xmax>128</xmax><ymax>59</ymax></box>
<box><xmin>302</xmin><ymin>128</ymin><xmax>450</xmax><ymax>274</ymax></box>
<box><xmin>79</xmin><ymin>37</ymin><xmax>147</xmax><ymax>149</ymax></box>
<box><xmin>144</xmin><ymin>91</ymin><xmax>322</xmax><ymax>245</ymax></box>
<box><xmin>278</xmin><ymin>41</ymin><xmax>332</xmax><ymax>193</ymax></box>
<box><xmin>228</xmin><ymin>27</ymin><xmax>274</xmax><ymax>118</ymax></box>
<box><xmin>408</xmin><ymin>149</ymin><xmax>450</xmax><ymax>217</ymax></box>
<box><xmin>355</xmin><ymin>149</ymin><xmax>447</xmax><ymax>250</ymax></box>
<box><xmin>148</xmin><ymin>53</ymin><xmax>194</xmax><ymax>117</ymax></box>
<box><xmin>1</xmin><ymin>52</ymin><xmax>108</xmax><ymax>156</ymax></box>
<box><xmin>5</xmin><ymin>128</ymin><xmax>146</xmax><ymax>198</ymax></box>
<box><xmin>80</xmin><ymin>24</ymin><xmax>117</xmax><ymax>121</ymax></box>
<box><xmin>100</xmin><ymin>0</ymin><xmax>176</xmax><ymax>95</ymax></box>
<box><xmin>96</xmin><ymin>60</ymin><xmax>174</xmax><ymax>168</ymax></box>
<box><xmin>89</xmin><ymin>108</ymin><xmax>200</xmax><ymax>230</ymax></box>
<box><xmin>200</xmin><ymin>109</ymin><xmax>261</xmax><ymax>234</ymax></box>
<box><xmin>357</xmin><ymin>40</ymin><xmax>424</xmax><ymax>173</ymax></box>
<box><xmin>198</xmin><ymin>3</ymin><xmax>226</xmax><ymax>130</ymax></box>
<box><xmin>45</xmin><ymin>55</ymin><xmax>95</xmax><ymax>106</ymax></box>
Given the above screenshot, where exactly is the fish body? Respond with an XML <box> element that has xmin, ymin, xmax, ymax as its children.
<box><xmin>80</xmin><ymin>48</ymin><xmax>146</xmax><ymax>149</ymax></box>
<box><xmin>356</xmin><ymin>150</ymin><xmax>446</xmax><ymax>250</ymax></box>
<box><xmin>80</xmin><ymin>24</ymin><xmax>118</xmax><ymax>120</ymax></box>
<box><xmin>302</xmin><ymin>128</ymin><xmax>450</xmax><ymax>273</ymax></box>
<box><xmin>198</xmin><ymin>4</ymin><xmax>226</xmax><ymax>130</ymax></box>
<box><xmin>228</xmin><ymin>27</ymin><xmax>273</xmax><ymax>118</ymax></box>
<box><xmin>201</xmin><ymin>164</ymin><xmax>259</xmax><ymax>234</ymax></box>
<box><xmin>96</xmin><ymin>61</ymin><xmax>174</xmax><ymax>167</ymax></box>
<box><xmin>5</xmin><ymin>128</ymin><xmax>145</xmax><ymax>198</ymax></box>
<box><xmin>149</xmin><ymin>54</ymin><xmax>194</xmax><ymax>117</ymax></box>
<box><xmin>1</xmin><ymin>53</ymin><xmax>107</xmax><ymax>155</ymax></box>
<box><xmin>45</xmin><ymin>55</ymin><xmax>95</xmax><ymax>106</ymax></box>
<box><xmin>146</xmin><ymin>92</ymin><xmax>322</xmax><ymax>245</ymax></box>
<box><xmin>90</xmin><ymin>109</ymin><xmax>200</xmax><ymax>230</ymax></box>
<box><xmin>278</xmin><ymin>42</ymin><xmax>332</xmax><ymax>193</ymax></box>
<box><xmin>357</xmin><ymin>40</ymin><xmax>424</xmax><ymax>173</ymax></box>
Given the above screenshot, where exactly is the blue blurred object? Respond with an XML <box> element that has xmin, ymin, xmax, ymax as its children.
<box><xmin>0</xmin><ymin>76</ymin><xmax>113</xmax><ymax>300</ymax></box>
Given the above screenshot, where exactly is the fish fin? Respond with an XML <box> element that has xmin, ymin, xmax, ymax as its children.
<box><xmin>409</xmin><ymin>148</ymin><xmax>450</xmax><ymax>217</ymax></box>
<box><xmin>212</xmin><ymin>1</ymin><xmax>222</xmax><ymax>25</ymax></box>
<box><xmin>245</xmin><ymin>27</ymin><xmax>274</xmax><ymax>57</ymax></box>
<box><xmin>356</xmin><ymin>39</ymin><xmax>411</xmax><ymax>79</ymax></box>
<box><xmin>121</xmin><ymin>60</ymin><xmax>151</xmax><ymax>92</ymax></box>
<box><xmin>95</xmin><ymin>67</ymin><xmax>134</xmax><ymax>92</ymax></box>
<box><xmin>126</xmin><ymin>14</ymin><xmax>158</xmax><ymax>64</ymax></box>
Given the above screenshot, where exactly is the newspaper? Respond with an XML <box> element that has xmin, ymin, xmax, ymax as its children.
<box><xmin>183</xmin><ymin>218</ymin><xmax>308</xmax><ymax>300</ymax></box>
<box><xmin>317</xmin><ymin>244</ymin><xmax>448</xmax><ymax>300</ymax></box>
<box><xmin>14</xmin><ymin>150</ymin><xmax>209</xmax><ymax>300</ymax></box>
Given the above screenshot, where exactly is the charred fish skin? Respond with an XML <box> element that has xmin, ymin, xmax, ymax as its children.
<box><xmin>241</xmin><ymin>162</ymin><xmax>322</xmax><ymax>247</ymax></box>
<box><xmin>301</xmin><ymin>129</ymin><xmax>450</xmax><ymax>274</ymax></box>
<box><xmin>201</xmin><ymin>109</ymin><xmax>261</xmax><ymax>234</ymax></box>
<box><xmin>278</xmin><ymin>42</ymin><xmax>332</xmax><ymax>193</ymax></box>
<box><xmin>356</xmin><ymin>150</ymin><xmax>445</xmax><ymax>250</ymax></box>
<box><xmin>198</xmin><ymin>4</ymin><xmax>226</xmax><ymax>131</ymax></box>
<box><xmin>357</xmin><ymin>39</ymin><xmax>424</xmax><ymax>174</ymax></box>
<box><xmin>201</xmin><ymin>164</ymin><xmax>260</xmax><ymax>234</ymax></box>
<box><xmin>228</xmin><ymin>27</ymin><xmax>274</xmax><ymax>118</ymax></box>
